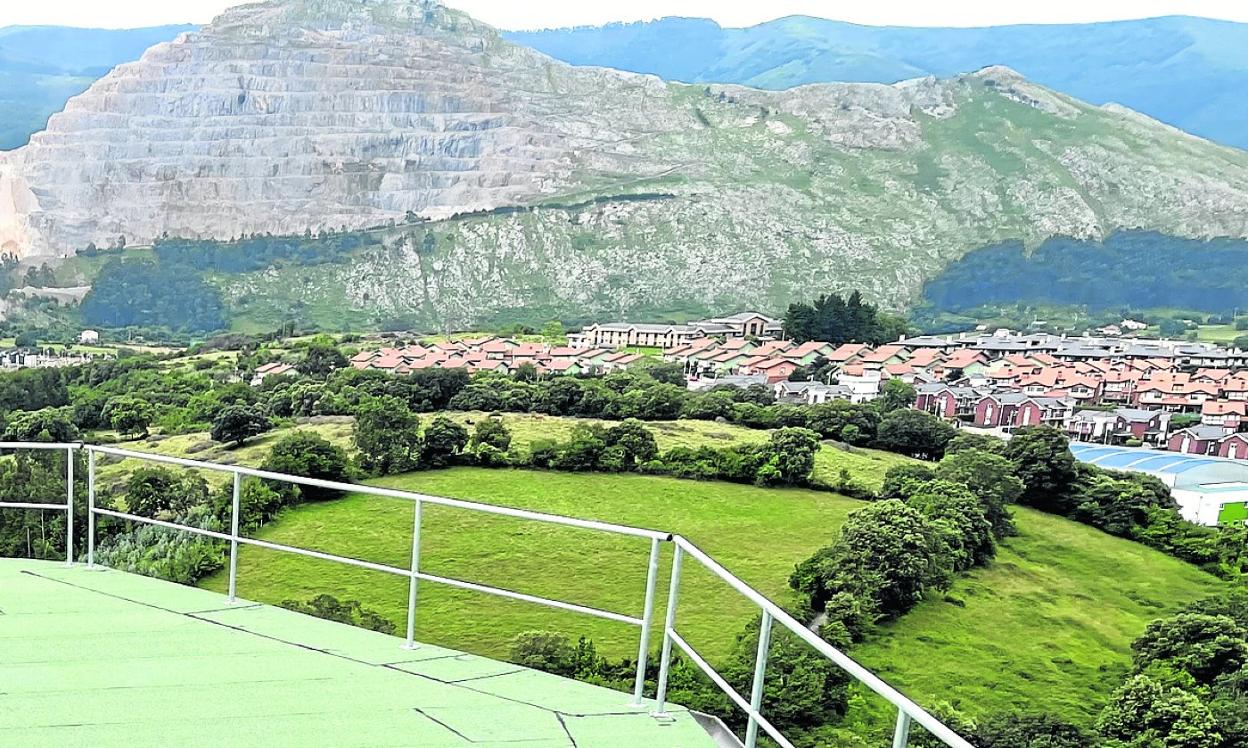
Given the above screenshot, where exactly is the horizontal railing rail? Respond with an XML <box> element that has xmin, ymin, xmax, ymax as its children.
<box><xmin>0</xmin><ymin>441</ymin><xmax>77</xmax><ymax>564</ymax></box>
<box><xmin>1</xmin><ymin>442</ymin><xmax>970</xmax><ymax>747</ymax></box>
<box><xmin>656</xmin><ymin>536</ymin><xmax>975</xmax><ymax>748</ymax></box>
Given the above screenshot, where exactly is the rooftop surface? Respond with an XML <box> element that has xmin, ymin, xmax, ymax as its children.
<box><xmin>0</xmin><ymin>559</ymin><xmax>715</xmax><ymax>748</ymax></box>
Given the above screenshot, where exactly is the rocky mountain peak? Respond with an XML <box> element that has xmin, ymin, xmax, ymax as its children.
<box><xmin>209</xmin><ymin>0</ymin><xmax>493</xmax><ymax>40</ymax></box>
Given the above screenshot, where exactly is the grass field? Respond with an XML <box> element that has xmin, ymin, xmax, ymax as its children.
<box><xmin>848</xmin><ymin>508</ymin><xmax>1226</xmax><ymax>728</ymax></box>
<box><xmin>202</xmin><ymin>468</ymin><xmax>860</xmax><ymax>663</ymax></box>
<box><xmin>195</xmin><ymin>468</ymin><xmax>1227</xmax><ymax>734</ymax></box>
<box><xmin>102</xmin><ymin>411</ymin><xmax>1228</xmax><ymax>731</ymax></box>
<box><xmin>436</xmin><ymin>412</ymin><xmax>912</xmax><ymax>491</ymax></box>
<box><xmin>109</xmin><ymin>411</ymin><xmax>910</xmax><ymax>493</ymax></box>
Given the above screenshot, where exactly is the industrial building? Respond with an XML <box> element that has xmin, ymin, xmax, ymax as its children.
<box><xmin>1070</xmin><ymin>443</ymin><xmax>1248</xmax><ymax>525</ymax></box>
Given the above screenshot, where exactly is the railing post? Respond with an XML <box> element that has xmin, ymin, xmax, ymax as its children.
<box><xmin>64</xmin><ymin>446</ymin><xmax>74</xmax><ymax>565</ymax></box>
<box><xmin>403</xmin><ymin>499</ymin><xmax>423</xmax><ymax>649</ymax></box>
<box><xmin>631</xmin><ymin>536</ymin><xmax>662</xmax><ymax>707</ymax></box>
<box><xmin>227</xmin><ymin>471</ymin><xmax>241</xmax><ymax>603</ymax></box>
<box><xmin>892</xmin><ymin>709</ymin><xmax>912</xmax><ymax>748</ymax></box>
<box><xmin>744</xmin><ymin>610</ymin><xmax>773</xmax><ymax>748</ymax></box>
<box><xmin>86</xmin><ymin>448</ymin><xmax>95</xmax><ymax>567</ymax></box>
<box><xmin>652</xmin><ymin>544</ymin><xmax>683</xmax><ymax>716</ymax></box>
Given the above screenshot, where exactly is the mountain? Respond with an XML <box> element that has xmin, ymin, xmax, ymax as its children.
<box><xmin>6</xmin><ymin>0</ymin><xmax>1248</xmax><ymax>330</ymax></box>
<box><xmin>506</xmin><ymin>15</ymin><xmax>1248</xmax><ymax>150</ymax></box>
<box><xmin>0</xmin><ymin>24</ymin><xmax>198</xmax><ymax>150</ymax></box>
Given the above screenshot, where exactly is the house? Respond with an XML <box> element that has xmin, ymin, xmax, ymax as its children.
<box><xmin>751</xmin><ymin>358</ymin><xmax>800</xmax><ymax>383</ymax></box>
<box><xmin>804</xmin><ymin>383</ymin><xmax>855</xmax><ymax>404</ymax></box>
<box><xmin>250</xmin><ymin>362</ymin><xmax>296</xmax><ymax>386</ymax></box>
<box><xmin>1202</xmin><ymin>401</ymin><xmax>1247</xmax><ymax>432</ymax></box>
<box><xmin>78</xmin><ymin>330</ymin><xmax>100</xmax><ymax>345</ymax></box>
<box><xmin>858</xmin><ymin>345</ymin><xmax>908</xmax><ymax>366</ymax></box>
<box><xmin>1220</xmin><ymin>433</ymin><xmax>1248</xmax><ymax>460</ymax></box>
<box><xmin>916</xmin><ymin>384</ymin><xmax>986</xmax><ymax>420</ymax></box>
<box><xmin>784</xmin><ymin>341</ymin><xmax>837</xmax><ymax>366</ymax></box>
<box><xmin>695</xmin><ymin>312</ymin><xmax>783</xmax><ymax>338</ymax></box>
<box><xmin>1068</xmin><ymin>408</ymin><xmax>1170</xmax><ymax>445</ymax></box>
<box><xmin>1168</xmin><ymin>425</ymin><xmax>1230</xmax><ymax>455</ymax></box>
<box><xmin>1014</xmin><ymin>397</ymin><xmax>1076</xmax><ymax>430</ymax></box>
<box><xmin>570</xmin><ymin>323</ymin><xmax>705</xmax><ymax>350</ymax></box>
<box><xmin>688</xmin><ymin>374</ymin><xmax>768</xmax><ymax>392</ymax></box>
<box><xmin>973</xmin><ymin>393</ymin><xmax>1029</xmax><ymax>428</ymax></box>
<box><xmin>837</xmin><ymin>364</ymin><xmax>884</xmax><ymax>403</ymax></box>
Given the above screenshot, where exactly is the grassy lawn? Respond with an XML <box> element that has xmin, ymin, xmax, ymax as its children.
<box><xmin>194</xmin><ymin>468</ymin><xmax>1228</xmax><ymax>736</ymax></box>
<box><xmin>101</xmin><ymin>412</ymin><xmax>1227</xmax><ymax>732</ymax></box>
<box><xmin>202</xmin><ymin>468</ymin><xmax>860</xmax><ymax>664</ymax></box>
<box><xmin>441</xmin><ymin>411</ymin><xmax>910</xmax><ymax>491</ymax></box>
<box><xmin>92</xmin><ymin>420</ymin><xmax>355</xmax><ymax>491</ymax></box>
<box><xmin>848</xmin><ymin>508</ymin><xmax>1226</xmax><ymax>728</ymax></box>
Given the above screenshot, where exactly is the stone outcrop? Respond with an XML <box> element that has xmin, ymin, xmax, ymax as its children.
<box><xmin>0</xmin><ymin>0</ymin><xmax>687</xmax><ymax>256</ymax></box>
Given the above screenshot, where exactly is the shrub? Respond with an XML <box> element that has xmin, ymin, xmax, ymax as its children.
<box><xmin>354</xmin><ymin>395</ymin><xmax>422</xmax><ymax>475</ymax></box>
<box><xmin>209</xmin><ymin>404</ymin><xmax>272</xmax><ymax>447</ymax></box>
<box><xmin>262</xmin><ymin>432</ymin><xmax>352</xmax><ymax>503</ymax></box>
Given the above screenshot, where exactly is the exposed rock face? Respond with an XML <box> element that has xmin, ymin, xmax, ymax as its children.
<box><xmin>0</xmin><ymin>0</ymin><xmax>686</xmax><ymax>255</ymax></box>
<box><xmin>5</xmin><ymin>0</ymin><xmax>1248</xmax><ymax>322</ymax></box>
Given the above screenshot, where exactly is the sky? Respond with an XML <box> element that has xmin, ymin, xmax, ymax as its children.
<box><xmin>2</xmin><ymin>0</ymin><xmax>1248</xmax><ymax>30</ymax></box>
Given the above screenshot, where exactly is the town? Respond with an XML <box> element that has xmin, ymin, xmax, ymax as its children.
<box><xmin>343</xmin><ymin>313</ymin><xmax>1248</xmax><ymax>460</ymax></box>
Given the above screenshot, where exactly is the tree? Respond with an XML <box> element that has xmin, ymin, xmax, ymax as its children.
<box><xmin>720</xmin><ymin>617</ymin><xmax>851</xmax><ymax>733</ymax></box>
<box><xmin>603</xmin><ymin>419</ymin><xmax>659</xmax><ymax>468</ymax></box>
<box><xmin>639</xmin><ymin>360</ymin><xmax>686</xmax><ymax>387</ymax></box>
<box><xmin>804</xmin><ymin>401</ymin><xmax>879</xmax><ymax>444</ymax></box>
<box><xmin>539</xmin><ymin>320</ymin><xmax>565</xmax><ymax>340</ymax></box>
<box><xmin>422</xmin><ymin>416</ymin><xmax>469</xmax><ymax>467</ymax></box>
<box><xmin>971</xmin><ymin>713</ymin><xmax>1095</xmax><ymax>748</ymax></box>
<box><xmin>1004</xmin><ymin>427</ymin><xmax>1080</xmax><ymax>514</ymax></box>
<box><xmin>281</xmin><ymin>595</ymin><xmax>394</xmax><ymax>634</ymax></box>
<box><xmin>209</xmin><ymin>404</ymin><xmax>272</xmax><ymax>447</ymax></box>
<box><xmin>14</xmin><ymin>330</ymin><xmax>38</xmax><ymax>348</ymax></box>
<box><xmin>509</xmin><ymin>631</ymin><xmax>578</xmax><ymax>677</ymax></box>
<box><xmin>124</xmin><ymin>467</ymin><xmax>210</xmax><ymax>519</ymax></box>
<box><xmin>354</xmin><ymin>396</ymin><xmax>422</xmax><ymax>475</ymax></box>
<box><xmin>1234</xmin><ymin>335</ymin><xmax>1248</xmax><ymax>351</ymax></box>
<box><xmin>878</xmin><ymin>378</ymin><xmax>917</xmax><ymax>413</ymax></box>
<box><xmin>790</xmin><ymin>500</ymin><xmax>952</xmax><ymax>617</ymax></box>
<box><xmin>905</xmin><ymin>480</ymin><xmax>996</xmax><ymax>571</ymax></box>
<box><xmin>758</xmin><ymin>427</ymin><xmax>821</xmax><ymax>486</ymax></box>
<box><xmin>944</xmin><ymin>431</ymin><xmax>1006</xmax><ymax>456</ymax></box>
<box><xmin>936</xmin><ymin>448</ymin><xmax>1023</xmax><ymax>538</ymax></box>
<box><xmin>513</xmin><ymin>362</ymin><xmax>540</xmax><ymax>382</ymax></box>
<box><xmin>470</xmin><ymin>418</ymin><xmax>512</xmax><ymax>452</ymax></box>
<box><xmin>262</xmin><ymin>431</ymin><xmax>351</xmax><ymax>502</ymax></box>
<box><xmin>2</xmin><ymin>408</ymin><xmax>79</xmax><ymax>443</ymax></box>
<box><xmin>1158</xmin><ymin>319</ymin><xmax>1188</xmax><ymax>338</ymax></box>
<box><xmin>1097</xmin><ymin>675</ymin><xmax>1221</xmax><ymax>748</ymax></box>
<box><xmin>297</xmin><ymin>336</ymin><xmax>347</xmax><ymax>377</ymax></box>
<box><xmin>104</xmin><ymin>395</ymin><xmax>154</xmax><ymax>437</ymax></box>
<box><xmin>879</xmin><ymin>463</ymin><xmax>936</xmax><ymax>500</ymax></box>
<box><xmin>1131</xmin><ymin>614</ymin><xmax>1248</xmax><ymax>685</ymax></box>
<box><xmin>874</xmin><ymin>409</ymin><xmax>955</xmax><ymax>460</ymax></box>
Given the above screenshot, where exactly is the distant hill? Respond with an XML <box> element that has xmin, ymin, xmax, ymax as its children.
<box><xmin>506</xmin><ymin>15</ymin><xmax>1248</xmax><ymax>150</ymax></box>
<box><xmin>0</xmin><ymin>24</ymin><xmax>197</xmax><ymax>150</ymax></box>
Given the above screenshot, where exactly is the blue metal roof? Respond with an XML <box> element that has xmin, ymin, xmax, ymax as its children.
<box><xmin>1068</xmin><ymin>444</ymin><xmax>1248</xmax><ymax>490</ymax></box>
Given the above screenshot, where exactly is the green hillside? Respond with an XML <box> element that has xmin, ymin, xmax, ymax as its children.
<box><xmin>199</xmin><ymin>465</ymin><xmax>1226</xmax><ymax>731</ymax></box>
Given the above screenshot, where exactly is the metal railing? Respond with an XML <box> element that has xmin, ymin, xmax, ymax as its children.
<box><xmin>1</xmin><ymin>442</ymin><xmax>971</xmax><ymax>748</ymax></box>
<box><xmin>0</xmin><ymin>441</ymin><xmax>78</xmax><ymax>563</ymax></box>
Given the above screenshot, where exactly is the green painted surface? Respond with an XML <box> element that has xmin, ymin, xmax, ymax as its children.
<box><xmin>1219</xmin><ymin>501</ymin><xmax>1248</xmax><ymax>525</ymax></box>
<box><xmin>0</xmin><ymin>559</ymin><xmax>714</xmax><ymax>747</ymax></box>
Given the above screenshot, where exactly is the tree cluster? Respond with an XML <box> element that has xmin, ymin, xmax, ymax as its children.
<box><xmin>782</xmin><ymin>290</ymin><xmax>910</xmax><ymax>345</ymax></box>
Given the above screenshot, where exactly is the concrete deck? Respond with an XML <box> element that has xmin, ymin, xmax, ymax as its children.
<box><xmin>0</xmin><ymin>559</ymin><xmax>715</xmax><ymax>747</ymax></box>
